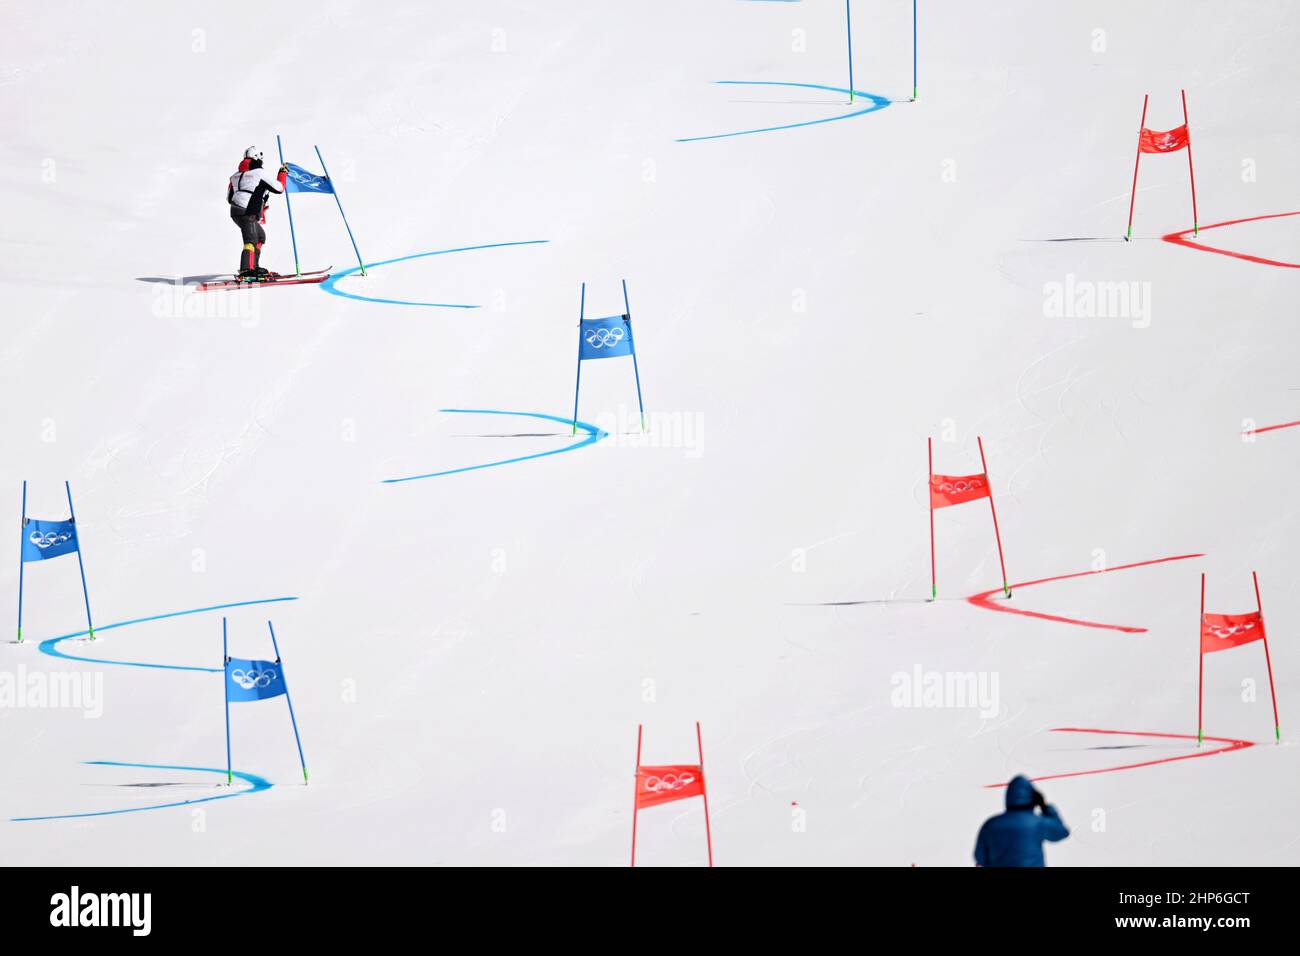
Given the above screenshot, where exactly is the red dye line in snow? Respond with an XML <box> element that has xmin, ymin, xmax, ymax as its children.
<box><xmin>967</xmin><ymin>553</ymin><xmax>1203</xmax><ymax>634</ymax></box>
<box><xmin>1244</xmin><ymin>420</ymin><xmax>1300</xmax><ymax>436</ymax></box>
<box><xmin>1163</xmin><ymin>210</ymin><xmax>1300</xmax><ymax>268</ymax></box>
<box><xmin>984</xmin><ymin>728</ymin><xmax>1254</xmax><ymax>787</ymax></box>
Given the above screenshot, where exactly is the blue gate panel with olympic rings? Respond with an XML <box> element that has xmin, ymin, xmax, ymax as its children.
<box><xmin>225</xmin><ymin>657</ymin><xmax>288</xmax><ymax>702</ymax></box>
<box><xmin>21</xmin><ymin>518</ymin><xmax>79</xmax><ymax>561</ymax></box>
<box><xmin>580</xmin><ymin>315</ymin><xmax>634</xmax><ymax>360</ymax></box>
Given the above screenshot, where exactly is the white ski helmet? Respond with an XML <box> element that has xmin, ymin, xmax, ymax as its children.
<box><xmin>243</xmin><ymin>146</ymin><xmax>264</xmax><ymax>162</ymax></box>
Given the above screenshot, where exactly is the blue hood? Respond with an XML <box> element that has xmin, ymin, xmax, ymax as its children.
<box><xmin>1005</xmin><ymin>775</ymin><xmax>1036</xmax><ymax>809</ymax></box>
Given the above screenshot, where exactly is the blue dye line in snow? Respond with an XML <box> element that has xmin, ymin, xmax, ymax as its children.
<box><xmin>382</xmin><ymin>409</ymin><xmax>607</xmax><ymax>484</ymax></box>
<box><xmin>318</xmin><ymin>240</ymin><xmax>549</xmax><ymax>308</ymax></box>
<box><xmin>37</xmin><ymin>596</ymin><xmax>299</xmax><ymax>672</ymax></box>
<box><xmin>21</xmin><ymin>599</ymin><xmax>296</xmax><ymax>820</ymax></box>
<box><xmin>13</xmin><ymin>761</ymin><xmax>272</xmax><ymax>822</ymax></box>
<box><xmin>677</xmin><ymin>81</ymin><xmax>891</xmax><ymax>143</ymax></box>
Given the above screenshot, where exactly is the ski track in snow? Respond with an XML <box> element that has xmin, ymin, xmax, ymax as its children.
<box><xmin>1245</xmin><ymin>419</ymin><xmax>1300</xmax><ymax>436</ymax></box>
<box><xmin>317</xmin><ymin>240</ymin><xmax>549</xmax><ymax>308</ymax></box>
<box><xmin>17</xmin><ymin>598</ymin><xmax>298</xmax><ymax>820</ymax></box>
<box><xmin>13</xmin><ymin>762</ymin><xmax>271</xmax><ymax>822</ymax></box>
<box><xmin>1163</xmin><ymin>211</ymin><xmax>1300</xmax><ymax>268</ymax></box>
<box><xmin>37</xmin><ymin>597</ymin><xmax>299</xmax><ymax>672</ymax></box>
<box><xmin>984</xmin><ymin>728</ymin><xmax>1255</xmax><ymax>787</ymax></box>
<box><xmin>966</xmin><ymin>553</ymin><xmax>1203</xmax><ymax>634</ymax></box>
<box><xmin>676</xmin><ymin>82</ymin><xmax>892</xmax><ymax>143</ymax></box>
<box><xmin>381</xmin><ymin>409</ymin><xmax>606</xmax><ymax>484</ymax></box>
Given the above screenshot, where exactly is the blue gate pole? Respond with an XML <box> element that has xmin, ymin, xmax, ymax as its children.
<box><xmin>314</xmin><ymin>145</ymin><xmax>367</xmax><ymax>276</ymax></box>
<box><xmin>17</xmin><ymin>480</ymin><xmax>26</xmax><ymax>643</ymax></box>
<box><xmin>65</xmin><ymin>482</ymin><xmax>95</xmax><ymax>641</ymax></box>
<box><xmin>622</xmin><ymin>280</ymin><xmax>646</xmax><ymax>432</ymax></box>
<box><xmin>267</xmin><ymin>620</ymin><xmax>309</xmax><ymax>785</ymax></box>
<box><xmin>846</xmin><ymin>1</ymin><xmax>855</xmax><ymax>103</ymax></box>
<box><xmin>223</xmin><ymin>617</ymin><xmax>233</xmax><ymax>785</ymax></box>
<box><xmin>572</xmin><ymin>282</ymin><xmax>585</xmax><ymax>435</ymax></box>
<box><xmin>276</xmin><ymin>135</ymin><xmax>302</xmax><ymax>276</ymax></box>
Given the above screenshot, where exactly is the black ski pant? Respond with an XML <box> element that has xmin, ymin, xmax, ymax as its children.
<box><xmin>230</xmin><ymin>207</ymin><xmax>265</xmax><ymax>272</ymax></box>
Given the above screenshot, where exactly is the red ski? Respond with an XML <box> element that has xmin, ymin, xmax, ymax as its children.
<box><xmin>195</xmin><ymin>267</ymin><xmax>331</xmax><ymax>293</ymax></box>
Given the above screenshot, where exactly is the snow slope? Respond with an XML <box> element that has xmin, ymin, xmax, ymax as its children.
<box><xmin>1</xmin><ymin>0</ymin><xmax>1298</xmax><ymax>865</ymax></box>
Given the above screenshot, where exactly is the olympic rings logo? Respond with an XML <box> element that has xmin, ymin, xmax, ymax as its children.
<box><xmin>29</xmin><ymin>530</ymin><xmax>73</xmax><ymax>549</ymax></box>
<box><xmin>585</xmin><ymin>326</ymin><xmax>625</xmax><ymax>349</ymax></box>
<box><xmin>643</xmin><ymin>771</ymin><xmax>696</xmax><ymax>793</ymax></box>
<box><xmin>1206</xmin><ymin>621</ymin><xmax>1256</xmax><ymax>640</ymax></box>
<box><xmin>932</xmin><ymin>477</ymin><xmax>984</xmax><ymax>495</ymax></box>
<box><xmin>230</xmin><ymin>668</ymin><xmax>277</xmax><ymax>690</ymax></box>
<box><xmin>289</xmin><ymin>168</ymin><xmax>325</xmax><ymax>190</ymax></box>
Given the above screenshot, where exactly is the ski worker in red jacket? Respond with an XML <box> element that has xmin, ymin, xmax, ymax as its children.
<box><xmin>227</xmin><ymin>146</ymin><xmax>288</xmax><ymax>278</ymax></box>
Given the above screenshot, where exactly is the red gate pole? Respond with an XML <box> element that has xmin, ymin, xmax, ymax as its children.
<box><xmin>1254</xmin><ymin>572</ymin><xmax>1281</xmax><ymax>743</ymax></box>
<box><xmin>1126</xmin><ymin>94</ymin><xmax>1149</xmax><ymax>240</ymax></box>
<box><xmin>928</xmin><ymin>438</ymin><xmax>936</xmax><ymax>601</ymax></box>
<box><xmin>630</xmin><ymin>724</ymin><xmax>643</xmax><ymax>866</ymax></box>
<box><xmin>977</xmin><ymin>437</ymin><xmax>1011</xmax><ymax>598</ymax></box>
<box><xmin>1182</xmin><ymin>89</ymin><xmax>1199</xmax><ymax>237</ymax></box>
<box><xmin>697</xmin><ymin>722</ymin><xmax>714</xmax><ymax>868</ymax></box>
<box><xmin>1198</xmin><ymin>574</ymin><xmax>1206</xmax><ymax>747</ymax></box>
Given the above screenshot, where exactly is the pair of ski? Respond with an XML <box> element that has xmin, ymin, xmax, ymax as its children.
<box><xmin>195</xmin><ymin>266</ymin><xmax>331</xmax><ymax>293</ymax></box>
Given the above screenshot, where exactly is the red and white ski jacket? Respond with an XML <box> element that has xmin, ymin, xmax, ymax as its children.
<box><xmin>228</xmin><ymin>163</ymin><xmax>287</xmax><ymax>216</ymax></box>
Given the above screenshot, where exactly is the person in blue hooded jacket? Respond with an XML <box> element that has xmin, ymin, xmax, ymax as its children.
<box><xmin>974</xmin><ymin>775</ymin><xmax>1069</xmax><ymax>866</ymax></box>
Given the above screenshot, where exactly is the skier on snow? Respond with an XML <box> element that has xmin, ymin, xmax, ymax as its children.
<box><xmin>228</xmin><ymin>146</ymin><xmax>288</xmax><ymax>278</ymax></box>
<box><xmin>973</xmin><ymin>775</ymin><xmax>1069</xmax><ymax>867</ymax></box>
